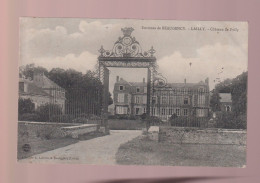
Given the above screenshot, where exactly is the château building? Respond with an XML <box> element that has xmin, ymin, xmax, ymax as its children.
<box><xmin>113</xmin><ymin>76</ymin><xmax>210</xmax><ymax>120</ymax></box>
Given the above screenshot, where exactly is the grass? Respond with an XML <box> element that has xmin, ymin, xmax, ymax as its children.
<box><xmin>17</xmin><ymin>137</ymin><xmax>78</xmax><ymax>160</ymax></box>
<box><xmin>18</xmin><ymin>131</ymin><xmax>105</xmax><ymax>160</ymax></box>
<box><xmin>116</xmin><ymin>136</ymin><xmax>246</xmax><ymax>167</ymax></box>
<box><xmin>108</xmin><ymin>119</ymin><xmax>145</xmax><ymax>130</ymax></box>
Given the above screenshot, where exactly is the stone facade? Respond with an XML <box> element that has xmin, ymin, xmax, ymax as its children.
<box><xmin>18</xmin><ymin>121</ymin><xmax>99</xmax><ymax>139</ymax></box>
<box><xmin>19</xmin><ymin>71</ymin><xmax>66</xmax><ymax>113</ymax></box>
<box><xmin>113</xmin><ymin>76</ymin><xmax>210</xmax><ymax>120</ymax></box>
<box><xmin>159</xmin><ymin>126</ymin><xmax>246</xmax><ymax>145</ymax></box>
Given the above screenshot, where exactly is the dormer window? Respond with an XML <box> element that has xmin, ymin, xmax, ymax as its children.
<box><xmin>119</xmin><ymin>85</ymin><xmax>124</xmax><ymax>91</ymax></box>
<box><xmin>136</xmin><ymin>87</ymin><xmax>140</xmax><ymax>93</ymax></box>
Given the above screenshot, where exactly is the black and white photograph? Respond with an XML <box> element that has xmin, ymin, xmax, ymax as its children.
<box><xmin>18</xmin><ymin>18</ymin><xmax>248</xmax><ymax>167</ymax></box>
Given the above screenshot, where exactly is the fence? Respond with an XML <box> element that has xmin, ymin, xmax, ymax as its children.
<box><xmin>19</xmin><ymin>85</ymin><xmax>103</xmax><ymax>124</ymax></box>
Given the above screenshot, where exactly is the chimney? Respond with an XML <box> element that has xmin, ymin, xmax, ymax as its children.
<box><xmin>116</xmin><ymin>76</ymin><xmax>119</xmax><ymax>82</ymax></box>
<box><xmin>184</xmin><ymin>78</ymin><xmax>186</xmax><ymax>84</ymax></box>
<box><xmin>143</xmin><ymin>78</ymin><xmax>145</xmax><ymax>83</ymax></box>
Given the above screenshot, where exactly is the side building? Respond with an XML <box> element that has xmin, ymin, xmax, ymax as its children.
<box><xmin>113</xmin><ymin>76</ymin><xmax>210</xmax><ymax>120</ymax></box>
<box><xmin>19</xmin><ymin>71</ymin><xmax>66</xmax><ymax>113</ymax></box>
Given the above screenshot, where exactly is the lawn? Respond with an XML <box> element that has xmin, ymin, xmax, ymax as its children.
<box><xmin>18</xmin><ymin>131</ymin><xmax>105</xmax><ymax>160</ymax></box>
<box><xmin>116</xmin><ymin>136</ymin><xmax>246</xmax><ymax>167</ymax></box>
<box><xmin>108</xmin><ymin>119</ymin><xmax>145</xmax><ymax>130</ymax></box>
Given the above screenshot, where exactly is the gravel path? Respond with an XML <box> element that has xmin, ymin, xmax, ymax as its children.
<box><xmin>20</xmin><ymin>130</ymin><xmax>141</xmax><ymax>165</ymax></box>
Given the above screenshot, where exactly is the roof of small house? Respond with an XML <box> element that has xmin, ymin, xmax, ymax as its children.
<box><xmin>219</xmin><ymin>93</ymin><xmax>232</xmax><ymax>103</ymax></box>
<box><xmin>129</xmin><ymin>82</ymin><xmax>146</xmax><ymax>87</ymax></box>
<box><xmin>34</xmin><ymin>73</ymin><xmax>65</xmax><ymax>91</ymax></box>
<box><xmin>19</xmin><ymin>78</ymin><xmax>51</xmax><ymax>97</ymax></box>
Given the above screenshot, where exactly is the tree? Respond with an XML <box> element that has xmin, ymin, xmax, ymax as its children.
<box><xmin>210</xmin><ymin>90</ymin><xmax>221</xmax><ymax>112</ymax></box>
<box><xmin>211</xmin><ymin>71</ymin><xmax>247</xmax><ymax>115</ymax></box>
<box><xmin>19</xmin><ymin>64</ymin><xmax>113</xmax><ymax>118</ymax></box>
<box><xmin>19</xmin><ymin>64</ymin><xmax>48</xmax><ymax>80</ymax></box>
<box><xmin>18</xmin><ymin>98</ymin><xmax>35</xmax><ymax>116</ymax></box>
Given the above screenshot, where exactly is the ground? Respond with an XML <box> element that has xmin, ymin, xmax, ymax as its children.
<box><xmin>115</xmin><ymin>136</ymin><xmax>246</xmax><ymax>167</ymax></box>
<box><xmin>19</xmin><ymin>130</ymin><xmax>142</xmax><ymax>165</ymax></box>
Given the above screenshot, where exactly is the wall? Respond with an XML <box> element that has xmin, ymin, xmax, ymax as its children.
<box><xmin>18</xmin><ymin>121</ymin><xmax>98</xmax><ymax>140</ymax></box>
<box><xmin>159</xmin><ymin>126</ymin><xmax>246</xmax><ymax>145</ymax></box>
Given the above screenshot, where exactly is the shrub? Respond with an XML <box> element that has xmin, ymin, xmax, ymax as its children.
<box><xmin>36</xmin><ymin>103</ymin><xmax>62</xmax><ymax>122</ymax></box>
<box><xmin>215</xmin><ymin>111</ymin><xmax>246</xmax><ymax>129</ymax></box>
<box><xmin>50</xmin><ymin>114</ymin><xmax>74</xmax><ymax>123</ymax></box>
<box><xmin>19</xmin><ymin>113</ymin><xmax>40</xmax><ymax>121</ymax></box>
<box><xmin>146</xmin><ymin>116</ymin><xmax>162</xmax><ymax>125</ymax></box>
<box><xmin>169</xmin><ymin>116</ymin><xmax>207</xmax><ymax>127</ymax></box>
<box><xmin>18</xmin><ymin>98</ymin><xmax>35</xmax><ymax>116</ymax></box>
<box><xmin>71</xmin><ymin>114</ymin><xmax>101</xmax><ymax>124</ymax></box>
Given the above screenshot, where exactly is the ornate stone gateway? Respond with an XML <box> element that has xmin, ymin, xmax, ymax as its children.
<box><xmin>98</xmin><ymin>27</ymin><xmax>160</xmax><ymax>131</ymax></box>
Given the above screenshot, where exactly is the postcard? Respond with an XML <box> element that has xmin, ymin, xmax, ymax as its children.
<box><xmin>18</xmin><ymin>18</ymin><xmax>248</xmax><ymax>167</ymax></box>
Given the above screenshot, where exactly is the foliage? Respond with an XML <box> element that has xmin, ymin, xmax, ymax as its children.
<box><xmin>72</xmin><ymin>114</ymin><xmax>101</xmax><ymax>124</ymax></box>
<box><xmin>19</xmin><ymin>64</ymin><xmax>114</xmax><ymax>118</ymax></box>
<box><xmin>19</xmin><ymin>113</ymin><xmax>40</xmax><ymax>121</ymax></box>
<box><xmin>210</xmin><ymin>91</ymin><xmax>221</xmax><ymax>111</ymax></box>
<box><xmin>50</xmin><ymin>114</ymin><xmax>74</xmax><ymax>123</ymax></box>
<box><xmin>108</xmin><ymin>119</ymin><xmax>145</xmax><ymax>130</ymax></box>
<box><xmin>36</xmin><ymin>103</ymin><xmax>62</xmax><ymax>122</ymax></box>
<box><xmin>210</xmin><ymin>71</ymin><xmax>247</xmax><ymax>115</ymax></box>
<box><xmin>109</xmin><ymin>114</ymin><xmax>138</xmax><ymax>120</ymax></box>
<box><xmin>215</xmin><ymin>111</ymin><xmax>247</xmax><ymax>129</ymax></box>
<box><xmin>169</xmin><ymin>115</ymin><xmax>206</xmax><ymax>127</ymax></box>
<box><xmin>146</xmin><ymin>116</ymin><xmax>162</xmax><ymax>125</ymax></box>
<box><xmin>18</xmin><ymin>98</ymin><xmax>35</xmax><ymax>118</ymax></box>
<box><xmin>19</xmin><ymin>64</ymin><xmax>48</xmax><ymax>80</ymax></box>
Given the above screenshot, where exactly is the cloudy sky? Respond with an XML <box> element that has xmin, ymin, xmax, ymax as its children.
<box><xmin>20</xmin><ymin>18</ymin><xmax>248</xmax><ymax>93</ymax></box>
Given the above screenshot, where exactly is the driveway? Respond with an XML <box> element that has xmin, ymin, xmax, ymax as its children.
<box><xmin>20</xmin><ymin>130</ymin><xmax>142</xmax><ymax>165</ymax></box>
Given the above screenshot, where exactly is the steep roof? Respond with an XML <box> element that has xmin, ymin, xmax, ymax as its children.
<box><xmin>129</xmin><ymin>82</ymin><xmax>146</xmax><ymax>87</ymax></box>
<box><xmin>115</xmin><ymin>78</ymin><xmax>132</xmax><ymax>86</ymax></box>
<box><xmin>219</xmin><ymin>93</ymin><xmax>232</xmax><ymax>103</ymax></box>
<box><xmin>19</xmin><ymin>78</ymin><xmax>51</xmax><ymax>97</ymax></box>
<box><xmin>36</xmin><ymin>74</ymin><xmax>64</xmax><ymax>90</ymax></box>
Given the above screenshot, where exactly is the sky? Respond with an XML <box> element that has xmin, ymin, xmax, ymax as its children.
<box><xmin>19</xmin><ymin>18</ymin><xmax>248</xmax><ymax>94</ymax></box>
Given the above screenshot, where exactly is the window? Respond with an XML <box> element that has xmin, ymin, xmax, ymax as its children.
<box><xmin>143</xmin><ymin>108</ymin><xmax>146</xmax><ymax>114</ymax></box>
<box><xmin>135</xmin><ymin>96</ymin><xmax>141</xmax><ymax>104</ymax></box>
<box><xmin>183</xmin><ymin>108</ymin><xmax>188</xmax><ymax>116</ymax></box>
<box><xmin>198</xmin><ymin>95</ymin><xmax>205</xmax><ymax>106</ymax></box>
<box><xmin>152</xmin><ymin>108</ymin><xmax>156</xmax><ymax>116</ymax></box>
<box><xmin>226</xmin><ymin>105</ymin><xmax>231</xmax><ymax>112</ymax></box>
<box><xmin>119</xmin><ymin>85</ymin><xmax>124</xmax><ymax>91</ymax></box>
<box><xmin>176</xmin><ymin>108</ymin><xmax>180</xmax><ymax>116</ymax></box>
<box><xmin>169</xmin><ymin>108</ymin><xmax>174</xmax><ymax>115</ymax></box>
<box><xmin>152</xmin><ymin>96</ymin><xmax>157</xmax><ymax>104</ymax></box>
<box><xmin>118</xmin><ymin>93</ymin><xmax>125</xmax><ymax>103</ymax></box>
<box><xmin>197</xmin><ymin>109</ymin><xmax>204</xmax><ymax>117</ymax></box>
<box><xmin>116</xmin><ymin>106</ymin><xmax>127</xmax><ymax>114</ymax></box>
<box><xmin>136</xmin><ymin>87</ymin><xmax>140</xmax><ymax>93</ymax></box>
<box><xmin>184</xmin><ymin>98</ymin><xmax>189</xmax><ymax>105</ymax></box>
<box><xmin>161</xmin><ymin>108</ymin><xmax>166</xmax><ymax>115</ymax></box>
<box><xmin>135</xmin><ymin>108</ymin><xmax>140</xmax><ymax>115</ymax></box>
